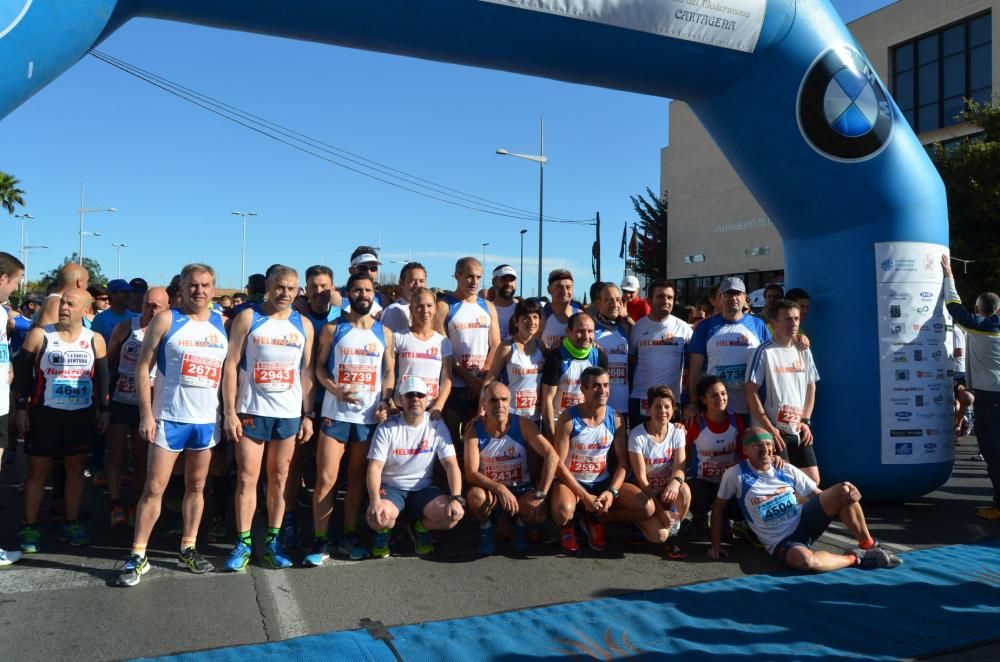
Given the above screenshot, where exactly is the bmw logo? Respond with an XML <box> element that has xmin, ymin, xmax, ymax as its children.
<box><xmin>0</xmin><ymin>0</ymin><xmax>33</xmax><ymax>40</ymax></box>
<box><xmin>798</xmin><ymin>46</ymin><xmax>893</xmax><ymax>161</ymax></box>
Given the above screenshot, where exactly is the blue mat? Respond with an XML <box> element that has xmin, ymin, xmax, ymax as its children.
<box><xmin>145</xmin><ymin>541</ymin><xmax>1000</xmax><ymax>661</ymax></box>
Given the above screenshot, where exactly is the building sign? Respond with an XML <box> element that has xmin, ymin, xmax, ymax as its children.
<box><xmin>875</xmin><ymin>242</ymin><xmax>954</xmax><ymax>465</ymax></box>
<box><xmin>480</xmin><ymin>0</ymin><xmax>767</xmax><ymax>53</ymax></box>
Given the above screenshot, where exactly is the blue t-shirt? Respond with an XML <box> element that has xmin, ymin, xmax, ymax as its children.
<box><xmin>689</xmin><ymin>313</ymin><xmax>771</xmax><ymax>414</ymax></box>
<box><xmin>91</xmin><ymin>308</ymin><xmax>137</xmax><ymax>343</ymax></box>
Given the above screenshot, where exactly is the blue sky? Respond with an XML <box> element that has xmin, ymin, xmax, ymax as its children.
<box><xmin>2</xmin><ymin>0</ymin><xmax>890</xmax><ymax>294</ymax></box>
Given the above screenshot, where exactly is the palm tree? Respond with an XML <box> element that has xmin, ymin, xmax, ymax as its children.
<box><xmin>0</xmin><ymin>171</ymin><xmax>26</xmax><ymax>215</ymax></box>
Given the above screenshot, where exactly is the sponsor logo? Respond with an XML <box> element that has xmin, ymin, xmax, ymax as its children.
<box><xmin>890</xmin><ymin>304</ymin><xmax>902</xmax><ymax>318</ymax></box>
<box><xmin>920</xmin><ymin>291</ymin><xmax>935</xmax><ymax>300</ymax></box>
<box><xmin>881</xmin><ymin>259</ymin><xmax>895</xmax><ymax>272</ymax></box>
<box><xmin>925</xmin><ymin>429</ymin><xmax>941</xmax><ymax>436</ymax></box>
<box><xmin>924</xmin><ymin>443</ymin><xmax>938</xmax><ymax>450</ymax></box>
<box><xmin>894</xmin><ymin>411</ymin><xmax>913</xmax><ymax>419</ymax></box>
<box><xmin>932</xmin><ymin>395</ymin><xmax>944</xmax><ymax>404</ymax></box>
<box><xmin>931</xmin><ymin>350</ymin><xmax>943</xmax><ymax>359</ymax></box>
<box><xmin>892</xmin><ymin>353</ymin><xmax>907</xmax><ymax>363</ymax></box>
<box><xmin>913</xmin><ymin>350</ymin><xmax>923</xmax><ymax>361</ymax></box>
<box><xmin>890</xmin><ymin>324</ymin><xmax>904</xmax><ymax>335</ymax></box>
<box><xmin>895</xmin><ymin>369</ymin><xmax>909</xmax><ymax>381</ymax></box>
<box><xmin>895</xmin><ymin>443</ymin><xmax>913</xmax><ymax>455</ymax></box>
<box><xmin>915</xmin><ymin>395</ymin><xmax>924</xmax><ymax>407</ymax></box>
<box><xmin>891</xmin><ymin>430</ymin><xmax>923</xmax><ymax>437</ymax></box>
<box><xmin>0</xmin><ymin>1</ymin><xmax>32</xmax><ymax>41</ymax></box>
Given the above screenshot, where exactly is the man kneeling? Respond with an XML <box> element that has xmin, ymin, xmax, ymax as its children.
<box><xmin>366</xmin><ymin>375</ymin><xmax>465</xmax><ymax>558</ymax></box>
<box><xmin>708</xmin><ymin>429</ymin><xmax>902</xmax><ymax>572</ymax></box>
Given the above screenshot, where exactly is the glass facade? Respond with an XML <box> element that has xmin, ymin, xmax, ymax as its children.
<box><xmin>892</xmin><ymin>12</ymin><xmax>992</xmax><ymax>132</ymax></box>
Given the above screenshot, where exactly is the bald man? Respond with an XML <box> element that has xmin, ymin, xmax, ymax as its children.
<box><xmin>36</xmin><ymin>263</ymin><xmax>90</xmax><ymax>327</ymax></box>
<box><xmin>105</xmin><ymin>287</ymin><xmax>171</xmax><ymax>527</ymax></box>
<box><xmin>14</xmin><ymin>288</ymin><xmax>110</xmax><ymax>552</ymax></box>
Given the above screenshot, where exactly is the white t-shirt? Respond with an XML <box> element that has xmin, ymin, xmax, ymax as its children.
<box><xmin>717</xmin><ymin>461</ymin><xmax>819</xmax><ymax>554</ymax></box>
<box><xmin>951</xmin><ymin>325</ymin><xmax>967</xmax><ymax>374</ymax></box>
<box><xmin>595</xmin><ymin>322</ymin><xmax>629</xmax><ymax>413</ymax></box>
<box><xmin>627</xmin><ymin>424</ymin><xmax>685</xmax><ymax>489</ymax></box>
<box><xmin>368</xmin><ymin>412</ymin><xmax>455</xmax><ymax>491</ymax></box>
<box><xmin>629</xmin><ymin>315</ymin><xmax>692</xmax><ymax>412</ymax></box>
<box><xmin>380</xmin><ymin>301</ymin><xmax>411</xmax><ymax>335</ymax></box>
<box><xmin>0</xmin><ymin>306</ymin><xmax>10</xmax><ymax>416</ymax></box>
<box><xmin>746</xmin><ymin>341</ymin><xmax>819</xmax><ymax>435</ymax></box>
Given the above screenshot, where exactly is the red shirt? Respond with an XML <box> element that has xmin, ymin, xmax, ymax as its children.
<box><xmin>626</xmin><ymin>297</ymin><xmax>651</xmax><ymax>322</ymax></box>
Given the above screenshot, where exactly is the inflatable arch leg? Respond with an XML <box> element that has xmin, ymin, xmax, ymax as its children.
<box><xmin>0</xmin><ymin>0</ymin><xmax>952</xmax><ymax>499</ymax></box>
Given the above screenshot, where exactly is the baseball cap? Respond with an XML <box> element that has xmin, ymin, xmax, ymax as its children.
<box><xmin>620</xmin><ymin>275</ymin><xmax>640</xmax><ymax>292</ymax></box>
<box><xmin>23</xmin><ymin>292</ymin><xmax>44</xmax><ymax>306</ymax></box>
<box><xmin>548</xmin><ymin>269</ymin><xmax>573</xmax><ymax>285</ymax></box>
<box><xmin>350</xmin><ymin>253</ymin><xmax>383</xmax><ymax>268</ymax></box>
<box><xmin>397</xmin><ymin>374</ymin><xmax>428</xmax><ymax>396</ymax></box>
<box><xmin>107</xmin><ymin>279</ymin><xmax>133</xmax><ymax>294</ymax></box>
<box><xmin>128</xmin><ymin>277</ymin><xmax>149</xmax><ymax>292</ymax></box>
<box><xmin>719</xmin><ymin>277</ymin><xmax>747</xmax><ymax>294</ymax></box>
<box><xmin>492</xmin><ymin>265</ymin><xmax>517</xmax><ymax>279</ymax></box>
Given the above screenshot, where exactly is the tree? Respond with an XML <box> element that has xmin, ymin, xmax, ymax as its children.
<box><xmin>930</xmin><ymin>100</ymin><xmax>1000</xmax><ymax>303</ymax></box>
<box><xmin>37</xmin><ymin>254</ymin><xmax>109</xmax><ymax>292</ymax></box>
<box><xmin>0</xmin><ymin>171</ymin><xmax>26</xmax><ymax>215</ymax></box>
<box><xmin>629</xmin><ymin>187</ymin><xmax>669</xmax><ymax>283</ymax></box>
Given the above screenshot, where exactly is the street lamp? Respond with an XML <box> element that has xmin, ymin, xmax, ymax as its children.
<box><xmin>496</xmin><ymin>116</ymin><xmax>547</xmax><ymax>298</ymax></box>
<box><xmin>13</xmin><ymin>213</ymin><xmax>35</xmax><ymax>292</ymax></box>
<box><xmin>78</xmin><ymin>184</ymin><xmax>116</xmax><ymax>263</ymax></box>
<box><xmin>231</xmin><ymin>210</ymin><xmax>258</xmax><ymax>291</ymax></box>
<box><xmin>519</xmin><ymin>228</ymin><xmax>527</xmax><ymax>297</ymax></box>
<box><xmin>23</xmin><ymin>243</ymin><xmax>48</xmax><ymax>289</ymax></box>
<box><xmin>111</xmin><ymin>242</ymin><xmax>128</xmax><ymax>278</ymax></box>
<box><xmin>482</xmin><ymin>242</ymin><xmax>490</xmax><ymax>276</ymax></box>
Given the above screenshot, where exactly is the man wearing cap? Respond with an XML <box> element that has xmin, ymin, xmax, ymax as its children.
<box><xmin>540</xmin><ymin>312</ymin><xmax>609</xmax><ymax>438</ymax></box>
<box><xmin>365</xmin><ymin>374</ymin><xmax>464</xmax><ymax>558</ymax></box>
<box><xmin>685</xmin><ymin>277</ymin><xmax>770</xmax><ymax>426</ymax></box>
<box><xmin>490</xmin><ymin>265</ymin><xmax>519</xmax><ymax>343</ymax></box>
<box><xmin>709</xmin><ymin>428</ymin><xmax>902</xmax><ymax>572</ymax></box>
<box><xmin>380</xmin><ymin>262</ymin><xmax>427</xmax><ymax>334</ymax></box>
<box><xmin>621</xmin><ymin>276</ymin><xmax>650</xmax><ymax>323</ymax></box>
<box><xmin>92</xmin><ymin>279</ymin><xmax>138</xmax><ymax>343</ymax></box>
<box><xmin>541</xmin><ymin>269</ymin><xmax>583</xmax><ymax>350</ymax></box>
<box><xmin>341</xmin><ymin>246</ymin><xmax>386</xmax><ymax>317</ymax></box>
<box><xmin>127</xmin><ymin>278</ymin><xmax>149</xmax><ymax>315</ymax></box>
<box><xmin>630</xmin><ymin>280</ymin><xmax>692</xmax><ymax>425</ymax></box>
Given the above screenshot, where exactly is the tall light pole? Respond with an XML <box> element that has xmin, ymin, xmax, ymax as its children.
<box><xmin>13</xmin><ymin>213</ymin><xmax>35</xmax><ymax>292</ymax></box>
<box><xmin>519</xmin><ymin>228</ymin><xmax>527</xmax><ymax>297</ymax></box>
<box><xmin>24</xmin><ymin>243</ymin><xmax>48</xmax><ymax>290</ymax></box>
<box><xmin>496</xmin><ymin>116</ymin><xmax>546</xmax><ymax>298</ymax></box>
<box><xmin>111</xmin><ymin>242</ymin><xmax>128</xmax><ymax>278</ymax></box>
<box><xmin>78</xmin><ymin>184</ymin><xmax>116</xmax><ymax>263</ymax></box>
<box><xmin>231</xmin><ymin>211</ymin><xmax>258</xmax><ymax>291</ymax></box>
<box><xmin>482</xmin><ymin>241</ymin><xmax>490</xmax><ymax>276</ymax></box>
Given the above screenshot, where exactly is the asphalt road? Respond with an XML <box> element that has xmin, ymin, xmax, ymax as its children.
<box><xmin>0</xmin><ymin>438</ymin><xmax>996</xmax><ymax>661</ymax></box>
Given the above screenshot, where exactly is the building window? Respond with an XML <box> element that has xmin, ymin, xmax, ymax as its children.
<box><xmin>893</xmin><ymin>12</ymin><xmax>992</xmax><ymax>133</ymax></box>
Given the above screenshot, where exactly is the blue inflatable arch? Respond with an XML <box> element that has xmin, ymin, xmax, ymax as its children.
<box><xmin>0</xmin><ymin>1</ymin><xmax>953</xmax><ymax>500</ymax></box>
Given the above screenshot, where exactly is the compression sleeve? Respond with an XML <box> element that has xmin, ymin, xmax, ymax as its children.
<box><xmin>12</xmin><ymin>350</ymin><xmax>36</xmax><ymax>408</ymax></box>
<box><xmin>94</xmin><ymin>355</ymin><xmax>111</xmax><ymax>411</ymax></box>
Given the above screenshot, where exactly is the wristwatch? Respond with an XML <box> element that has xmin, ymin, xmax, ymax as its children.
<box><xmin>533</xmin><ymin>489</ymin><xmax>547</xmax><ymax>500</ymax></box>
<box><xmin>800</xmin><ymin>417</ymin><xmax>812</xmax><ymax>425</ymax></box>
<box><xmin>609</xmin><ymin>486</ymin><xmax>620</xmax><ymax>498</ymax></box>
<box><xmin>671</xmin><ymin>476</ymin><xmax>685</xmax><ymax>486</ymax></box>
<box><xmin>450</xmin><ymin>495</ymin><xmax>467</xmax><ymax>506</ymax></box>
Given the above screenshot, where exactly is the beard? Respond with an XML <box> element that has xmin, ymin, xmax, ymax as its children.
<box><xmin>351</xmin><ymin>298</ymin><xmax>373</xmax><ymax>315</ymax></box>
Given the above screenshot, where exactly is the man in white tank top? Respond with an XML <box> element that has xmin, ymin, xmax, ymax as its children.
<box><xmin>491</xmin><ymin>264</ymin><xmax>519</xmax><ymax>342</ymax></box>
<box><xmin>15</xmin><ymin>288</ymin><xmax>110</xmax><ymax>554</ymax></box>
<box><xmin>434</xmin><ymin>257</ymin><xmax>500</xmax><ymax>449</ymax></box>
<box><xmin>380</xmin><ymin>261</ymin><xmax>426</xmax><ymax>334</ymax></box>
<box><xmin>548</xmin><ymin>366</ymin><xmax>655</xmax><ymax>555</ymax></box>
<box><xmin>593</xmin><ymin>283</ymin><xmax>632</xmax><ymax>423</ymax></box>
<box><xmin>222</xmin><ymin>266</ymin><xmax>315</xmax><ymax>572</ymax></box>
<box><xmin>309</xmin><ymin>272</ymin><xmax>396</xmax><ymax>566</ymax></box>
<box><xmin>118</xmin><ymin>264</ymin><xmax>226</xmax><ymax>586</ymax></box>
<box><xmin>106</xmin><ymin>287</ymin><xmax>170</xmax><ymax>529</ymax></box>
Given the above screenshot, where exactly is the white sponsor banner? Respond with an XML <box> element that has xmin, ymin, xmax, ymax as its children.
<box><xmin>480</xmin><ymin>0</ymin><xmax>767</xmax><ymax>53</ymax></box>
<box><xmin>875</xmin><ymin>242</ymin><xmax>954</xmax><ymax>465</ymax></box>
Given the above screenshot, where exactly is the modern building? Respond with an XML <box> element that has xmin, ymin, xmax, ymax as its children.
<box><xmin>660</xmin><ymin>0</ymin><xmax>995</xmax><ymax>305</ymax></box>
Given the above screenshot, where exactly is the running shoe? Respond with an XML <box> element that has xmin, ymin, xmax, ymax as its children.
<box><xmin>336</xmin><ymin>535</ymin><xmax>370</xmax><ymax>561</ymax></box>
<box><xmin>408</xmin><ymin>522</ymin><xmax>434</xmax><ymax>556</ymax></box>
<box><xmin>19</xmin><ymin>525</ymin><xmax>41</xmax><ymax>554</ymax></box>
<box><xmin>559</xmin><ymin>525</ymin><xmax>579</xmax><ymax>555</ymax></box>
<box><xmin>110</xmin><ymin>504</ymin><xmax>127</xmax><ymax>528</ymax></box>
<box><xmin>579</xmin><ymin>515</ymin><xmax>607</xmax><ymax>551</ymax></box>
<box><xmin>61</xmin><ymin>522</ymin><xmax>91</xmax><ymax>547</ymax></box>
<box><xmin>0</xmin><ymin>548</ymin><xmax>23</xmax><ymax>566</ymax></box>
<box><xmin>852</xmin><ymin>547</ymin><xmax>903</xmax><ymax>569</ymax></box>
<box><xmin>205</xmin><ymin>517</ymin><xmax>228</xmax><ymax>543</ymax></box>
<box><xmin>262</xmin><ymin>539</ymin><xmax>293</xmax><ymax>569</ymax></box>
<box><xmin>665</xmin><ymin>541</ymin><xmax>687</xmax><ymax>560</ymax></box>
<box><xmin>225</xmin><ymin>542</ymin><xmax>252</xmax><ymax>572</ymax></box>
<box><xmin>92</xmin><ymin>471</ymin><xmax>108</xmax><ymax>489</ymax></box>
<box><xmin>478</xmin><ymin>522</ymin><xmax>496</xmax><ymax>556</ymax></box>
<box><xmin>178</xmin><ymin>547</ymin><xmax>214</xmax><ymax>574</ymax></box>
<box><xmin>303</xmin><ymin>539</ymin><xmax>330</xmax><ymax>567</ymax></box>
<box><xmin>975</xmin><ymin>505</ymin><xmax>1000</xmax><ymax>520</ymax></box>
<box><xmin>512</xmin><ymin>522</ymin><xmax>529</xmax><ymax>553</ymax></box>
<box><xmin>280</xmin><ymin>515</ymin><xmax>300</xmax><ymax>549</ymax></box>
<box><xmin>116</xmin><ymin>553</ymin><xmax>149</xmax><ymax>587</ymax></box>
<box><xmin>372</xmin><ymin>528</ymin><xmax>391</xmax><ymax>559</ymax></box>
<box><xmin>731</xmin><ymin>520</ymin><xmax>764</xmax><ymax>548</ymax></box>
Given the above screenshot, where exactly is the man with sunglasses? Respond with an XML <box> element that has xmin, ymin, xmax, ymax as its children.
<box><xmin>340</xmin><ymin>246</ymin><xmax>387</xmax><ymax>318</ymax></box>
<box><xmin>91</xmin><ymin>279</ymin><xmax>138</xmax><ymax>343</ymax></box>
<box><xmin>365</xmin><ymin>374</ymin><xmax>464</xmax><ymax>558</ymax></box>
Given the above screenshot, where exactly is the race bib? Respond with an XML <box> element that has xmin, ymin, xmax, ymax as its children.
<box><xmin>756</xmin><ymin>490</ymin><xmax>798</xmax><ymax>527</ymax></box>
<box><xmin>180</xmin><ymin>353</ymin><xmax>222</xmax><ymax>389</ymax></box>
<box><xmin>0</xmin><ymin>343</ymin><xmax>8</xmax><ymax>364</ymax></box>
<box><xmin>699</xmin><ymin>460</ymin><xmax>726</xmax><ymax>480</ymax></box>
<box><xmin>116</xmin><ymin>374</ymin><xmax>137</xmax><ymax>396</ymax></box>
<box><xmin>639</xmin><ymin>398</ymin><xmax>649</xmax><ymax>416</ymax></box>
<box><xmin>254</xmin><ymin>361</ymin><xmax>296</xmax><ymax>393</ymax></box>
<box><xmin>715</xmin><ymin>363</ymin><xmax>746</xmax><ymax>386</ymax></box>
<box><xmin>569</xmin><ymin>455</ymin><xmax>606</xmax><ymax>484</ymax></box>
<box><xmin>514</xmin><ymin>390</ymin><xmax>537</xmax><ymax>412</ymax></box>
<box><xmin>776</xmin><ymin>404</ymin><xmax>803</xmax><ymax>432</ymax></box>
<box><xmin>421</xmin><ymin>377</ymin><xmax>440</xmax><ymax>400</ymax></box>
<box><xmin>460</xmin><ymin>353</ymin><xmax>487</xmax><ymax>373</ymax></box>
<box><xmin>338</xmin><ymin>364</ymin><xmax>377</xmax><ymax>392</ymax></box>
<box><xmin>609</xmin><ymin>365</ymin><xmax>627</xmax><ymax>384</ymax></box>
<box><xmin>560</xmin><ymin>390</ymin><xmax>583</xmax><ymax>410</ymax></box>
<box><xmin>484</xmin><ymin>461</ymin><xmax>524</xmax><ymax>486</ymax></box>
<box><xmin>50</xmin><ymin>376</ymin><xmax>92</xmax><ymax>407</ymax></box>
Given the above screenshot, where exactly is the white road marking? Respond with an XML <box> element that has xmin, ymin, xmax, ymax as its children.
<box><xmin>823</xmin><ymin>524</ymin><xmax>913</xmax><ymax>553</ymax></box>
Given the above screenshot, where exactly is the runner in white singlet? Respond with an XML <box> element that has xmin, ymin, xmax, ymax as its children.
<box><xmin>490</xmin><ymin>264</ymin><xmax>519</xmax><ymax>342</ymax></box>
<box><xmin>593</xmin><ymin>283</ymin><xmax>632</xmax><ymax>420</ymax></box>
<box><xmin>464</xmin><ymin>382</ymin><xmax>559</xmax><ymax>555</ymax></box>
<box><xmin>540</xmin><ymin>268</ymin><xmax>582</xmax><ymax>350</ymax></box>
<box><xmin>222</xmin><ymin>266</ymin><xmax>314</xmax><ymax>572</ymax></box>
<box><xmin>394</xmin><ymin>287</ymin><xmax>452</xmax><ymax>414</ymax></box>
<box><xmin>485</xmin><ymin>298</ymin><xmax>545</xmax><ymax>421</ymax></box>
<box><xmin>380</xmin><ymin>262</ymin><xmax>426</xmax><ymax>334</ymax></box>
<box><xmin>119</xmin><ymin>264</ymin><xmax>226</xmax><ymax>586</ymax></box>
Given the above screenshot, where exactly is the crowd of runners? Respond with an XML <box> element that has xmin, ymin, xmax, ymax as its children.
<box><xmin>2</xmin><ymin>242</ymin><xmax>994</xmax><ymax>585</ymax></box>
